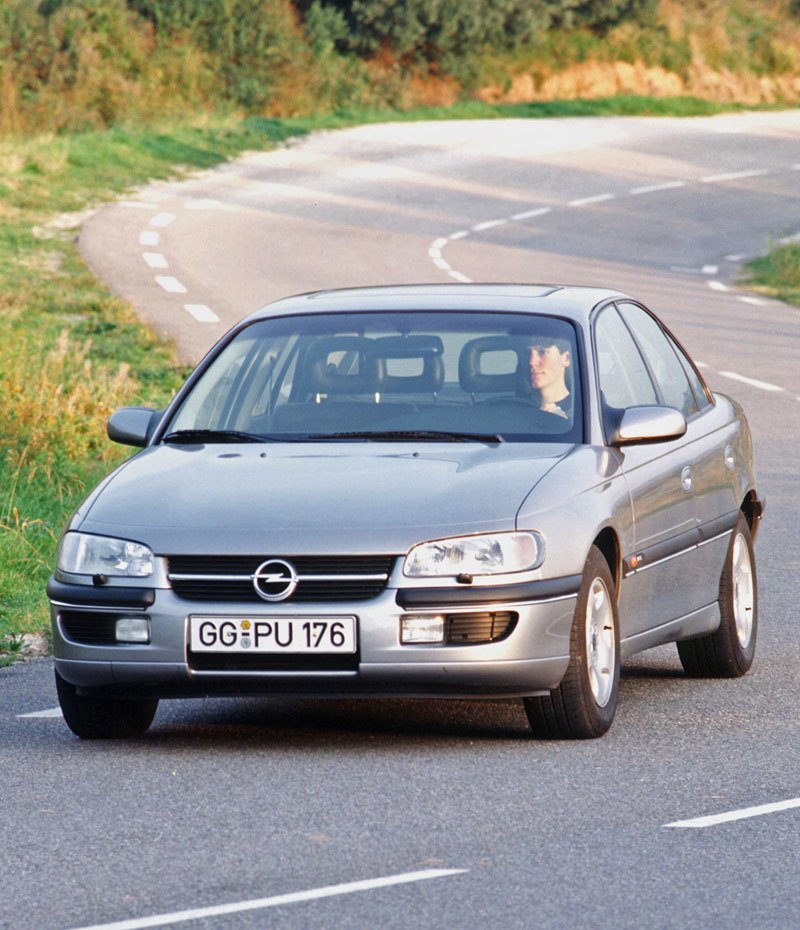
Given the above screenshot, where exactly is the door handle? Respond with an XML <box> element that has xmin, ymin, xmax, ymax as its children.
<box><xmin>681</xmin><ymin>465</ymin><xmax>693</xmax><ymax>492</ymax></box>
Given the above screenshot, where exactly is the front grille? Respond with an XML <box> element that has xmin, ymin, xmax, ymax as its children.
<box><xmin>167</xmin><ymin>555</ymin><xmax>395</xmax><ymax>603</ymax></box>
<box><xmin>446</xmin><ymin>611</ymin><xmax>517</xmax><ymax>644</ymax></box>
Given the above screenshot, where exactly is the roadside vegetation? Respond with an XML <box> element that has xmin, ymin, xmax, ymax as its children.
<box><xmin>2</xmin><ymin>0</ymin><xmax>800</xmax><ymax>661</ymax></box>
<box><xmin>746</xmin><ymin>243</ymin><xmax>800</xmax><ymax>306</ymax></box>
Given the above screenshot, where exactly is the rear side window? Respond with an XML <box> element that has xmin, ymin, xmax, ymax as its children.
<box><xmin>617</xmin><ymin>303</ymin><xmax>703</xmax><ymax>417</ymax></box>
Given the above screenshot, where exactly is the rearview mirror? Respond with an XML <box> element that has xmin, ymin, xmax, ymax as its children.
<box><xmin>612</xmin><ymin>405</ymin><xmax>687</xmax><ymax>446</ymax></box>
<box><xmin>107</xmin><ymin>407</ymin><xmax>162</xmax><ymax>447</ymax></box>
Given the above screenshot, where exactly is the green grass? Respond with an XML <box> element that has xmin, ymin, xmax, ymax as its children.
<box><xmin>745</xmin><ymin>242</ymin><xmax>800</xmax><ymax>307</ymax></box>
<box><xmin>0</xmin><ymin>96</ymin><xmax>793</xmax><ymax>663</ymax></box>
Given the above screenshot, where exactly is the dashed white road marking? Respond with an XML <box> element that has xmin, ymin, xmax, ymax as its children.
<box><xmin>155</xmin><ymin>275</ymin><xmax>187</xmax><ymax>295</ymax></box>
<box><xmin>139</xmin><ymin>231</ymin><xmax>160</xmax><ymax>247</ymax></box>
<box><xmin>738</xmin><ymin>295</ymin><xmax>768</xmax><ymax>306</ymax></box>
<box><xmin>630</xmin><ymin>180</ymin><xmax>685</xmax><ymax>195</ymax></box>
<box><xmin>717</xmin><ymin>371</ymin><xmax>784</xmax><ymax>393</ymax></box>
<box><xmin>665</xmin><ymin>797</ymin><xmax>800</xmax><ymax>829</ymax></box>
<box><xmin>17</xmin><ymin>707</ymin><xmax>63</xmax><ymax>719</ymax></box>
<box><xmin>472</xmin><ymin>218</ymin><xmax>507</xmax><ymax>231</ymax></box>
<box><xmin>701</xmin><ymin>264</ymin><xmax>719</xmax><ymax>275</ymax></box>
<box><xmin>701</xmin><ymin>169</ymin><xmax>769</xmax><ymax>183</ymax></box>
<box><xmin>184</xmin><ymin>304</ymin><xmax>221</xmax><ymax>323</ymax></box>
<box><xmin>121</xmin><ymin>201</ymin><xmax>158</xmax><ymax>210</ymax></box>
<box><xmin>725</xmin><ymin>253</ymin><xmax>749</xmax><ymax>262</ymax></box>
<box><xmin>63</xmin><ymin>868</ymin><xmax>468</xmax><ymax>930</ymax></box>
<box><xmin>151</xmin><ymin>212</ymin><xmax>176</xmax><ymax>228</ymax></box>
<box><xmin>449</xmin><ymin>230</ymin><xmax>469</xmax><ymax>240</ymax></box>
<box><xmin>511</xmin><ymin>207</ymin><xmax>552</xmax><ymax>221</ymax></box>
<box><xmin>143</xmin><ymin>253</ymin><xmax>169</xmax><ymax>269</ymax></box>
<box><xmin>708</xmin><ymin>281</ymin><xmax>729</xmax><ymax>292</ymax></box>
<box><xmin>569</xmin><ymin>193</ymin><xmax>615</xmax><ymax>207</ymax></box>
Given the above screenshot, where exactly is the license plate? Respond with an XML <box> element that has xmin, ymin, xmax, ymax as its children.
<box><xmin>189</xmin><ymin>616</ymin><xmax>357</xmax><ymax>654</ymax></box>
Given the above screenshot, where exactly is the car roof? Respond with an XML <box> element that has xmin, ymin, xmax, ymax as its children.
<box><xmin>243</xmin><ymin>284</ymin><xmax>629</xmax><ymax>327</ymax></box>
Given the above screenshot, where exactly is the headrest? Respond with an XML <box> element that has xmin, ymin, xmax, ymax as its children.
<box><xmin>458</xmin><ymin>336</ymin><xmax>524</xmax><ymax>394</ymax></box>
<box><xmin>369</xmin><ymin>336</ymin><xmax>444</xmax><ymax>394</ymax></box>
<box><xmin>304</xmin><ymin>336</ymin><xmax>381</xmax><ymax>395</ymax></box>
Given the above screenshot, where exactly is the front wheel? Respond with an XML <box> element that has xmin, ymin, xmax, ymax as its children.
<box><xmin>677</xmin><ymin>513</ymin><xmax>757</xmax><ymax>678</ymax></box>
<box><xmin>524</xmin><ymin>546</ymin><xmax>620</xmax><ymax>739</ymax></box>
<box><xmin>55</xmin><ymin>671</ymin><xmax>158</xmax><ymax>739</ymax></box>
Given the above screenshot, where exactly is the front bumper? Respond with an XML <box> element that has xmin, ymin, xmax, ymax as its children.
<box><xmin>48</xmin><ymin>575</ymin><xmax>579</xmax><ymax>700</ymax></box>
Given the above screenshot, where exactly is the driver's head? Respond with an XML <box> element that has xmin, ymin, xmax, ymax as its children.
<box><xmin>529</xmin><ymin>337</ymin><xmax>570</xmax><ymax>396</ymax></box>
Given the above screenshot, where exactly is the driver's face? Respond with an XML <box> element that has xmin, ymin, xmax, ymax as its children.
<box><xmin>529</xmin><ymin>344</ymin><xmax>570</xmax><ymax>392</ymax></box>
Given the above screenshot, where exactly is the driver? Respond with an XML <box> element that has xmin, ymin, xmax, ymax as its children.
<box><xmin>529</xmin><ymin>337</ymin><xmax>572</xmax><ymax>418</ymax></box>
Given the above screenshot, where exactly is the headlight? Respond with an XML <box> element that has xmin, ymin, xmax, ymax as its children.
<box><xmin>404</xmin><ymin>531</ymin><xmax>544</xmax><ymax>578</ymax></box>
<box><xmin>57</xmin><ymin>532</ymin><xmax>154</xmax><ymax>578</ymax></box>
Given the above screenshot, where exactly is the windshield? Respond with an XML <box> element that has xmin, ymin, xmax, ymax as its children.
<box><xmin>166</xmin><ymin>311</ymin><xmax>582</xmax><ymax>443</ymax></box>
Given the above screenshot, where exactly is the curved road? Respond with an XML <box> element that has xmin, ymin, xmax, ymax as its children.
<box><xmin>2</xmin><ymin>110</ymin><xmax>799</xmax><ymax>930</ymax></box>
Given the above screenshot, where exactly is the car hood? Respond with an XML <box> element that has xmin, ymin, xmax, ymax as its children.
<box><xmin>78</xmin><ymin>442</ymin><xmax>572</xmax><ymax>554</ymax></box>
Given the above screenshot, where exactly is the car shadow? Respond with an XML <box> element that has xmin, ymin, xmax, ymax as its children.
<box><xmin>145</xmin><ymin>695</ymin><xmax>534</xmax><ymax>747</ymax></box>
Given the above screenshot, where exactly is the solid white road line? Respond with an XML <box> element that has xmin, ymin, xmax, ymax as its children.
<box><xmin>17</xmin><ymin>707</ymin><xmax>63</xmax><ymax>718</ymax></box>
<box><xmin>717</xmin><ymin>371</ymin><xmax>784</xmax><ymax>392</ymax></box>
<box><xmin>184</xmin><ymin>305</ymin><xmax>220</xmax><ymax>323</ymax></box>
<box><xmin>64</xmin><ymin>868</ymin><xmax>468</xmax><ymax>930</ymax></box>
<box><xmin>155</xmin><ymin>276</ymin><xmax>187</xmax><ymax>294</ymax></box>
<box><xmin>665</xmin><ymin>798</ymin><xmax>800</xmax><ymax>829</ymax></box>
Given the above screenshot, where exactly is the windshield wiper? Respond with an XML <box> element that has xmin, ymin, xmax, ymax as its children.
<box><xmin>304</xmin><ymin>430</ymin><xmax>505</xmax><ymax>444</ymax></box>
<box><xmin>162</xmin><ymin>429</ymin><xmax>271</xmax><ymax>444</ymax></box>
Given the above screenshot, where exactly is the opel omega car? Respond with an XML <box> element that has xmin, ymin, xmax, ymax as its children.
<box><xmin>48</xmin><ymin>284</ymin><xmax>763</xmax><ymax>739</ymax></box>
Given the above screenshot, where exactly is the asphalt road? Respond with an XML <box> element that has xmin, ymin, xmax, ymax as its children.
<box><xmin>3</xmin><ymin>110</ymin><xmax>800</xmax><ymax>930</ymax></box>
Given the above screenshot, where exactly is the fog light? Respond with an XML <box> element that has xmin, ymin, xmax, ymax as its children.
<box><xmin>115</xmin><ymin>616</ymin><xmax>151</xmax><ymax>644</ymax></box>
<box><xmin>400</xmin><ymin>615</ymin><xmax>445</xmax><ymax>644</ymax></box>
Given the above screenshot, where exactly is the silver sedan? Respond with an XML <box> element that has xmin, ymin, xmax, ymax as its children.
<box><xmin>48</xmin><ymin>284</ymin><xmax>763</xmax><ymax>739</ymax></box>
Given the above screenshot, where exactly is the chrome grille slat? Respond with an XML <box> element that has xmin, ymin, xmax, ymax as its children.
<box><xmin>167</xmin><ymin>555</ymin><xmax>395</xmax><ymax>602</ymax></box>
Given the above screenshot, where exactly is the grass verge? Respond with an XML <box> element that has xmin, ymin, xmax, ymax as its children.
<box><xmin>745</xmin><ymin>242</ymin><xmax>800</xmax><ymax>308</ymax></box>
<box><xmin>0</xmin><ymin>96</ymin><xmax>792</xmax><ymax>662</ymax></box>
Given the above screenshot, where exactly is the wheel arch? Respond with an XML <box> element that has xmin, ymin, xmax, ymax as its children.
<box><xmin>592</xmin><ymin>527</ymin><xmax>621</xmax><ymax>599</ymax></box>
<box><xmin>740</xmin><ymin>490</ymin><xmax>765</xmax><ymax>543</ymax></box>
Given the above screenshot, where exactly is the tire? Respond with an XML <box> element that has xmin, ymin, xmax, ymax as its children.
<box><xmin>677</xmin><ymin>512</ymin><xmax>757</xmax><ymax>678</ymax></box>
<box><xmin>524</xmin><ymin>546</ymin><xmax>620</xmax><ymax>739</ymax></box>
<box><xmin>55</xmin><ymin>671</ymin><xmax>158</xmax><ymax>739</ymax></box>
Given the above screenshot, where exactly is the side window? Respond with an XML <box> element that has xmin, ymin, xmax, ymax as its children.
<box><xmin>674</xmin><ymin>342</ymin><xmax>712</xmax><ymax>412</ymax></box>
<box><xmin>617</xmin><ymin>303</ymin><xmax>699</xmax><ymax>417</ymax></box>
<box><xmin>594</xmin><ymin>306</ymin><xmax>658</xmax><ymax>410</ymax></box>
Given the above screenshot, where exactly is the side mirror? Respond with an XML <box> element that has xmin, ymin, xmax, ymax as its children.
<box><xmin>107</xmin><ymin>407</ymin><xmax>162</xmax><ymax>447</ymax></box>
<box><xmin>612</xmin><ymin>405</ymin><xmax>687</xmax><ymax>446</ymax></box>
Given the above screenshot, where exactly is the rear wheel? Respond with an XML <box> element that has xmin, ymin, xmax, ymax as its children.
<box><xmin>55</xmin><ymin>671</ymin><xmax>158</xmax><ymax>739</ymax></box>
<box><xmin>524</xmin><ymin>546</ymin><xmax>620</xmax><ymax>739</ymax></box>
<box><xmin>677</xmin><ymin>513</ymin><xmax>757</xmax><ymax>678</ymax></box>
